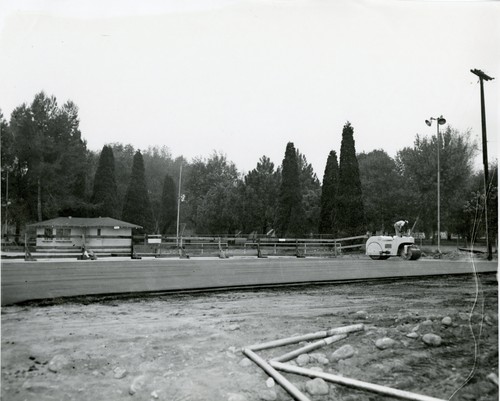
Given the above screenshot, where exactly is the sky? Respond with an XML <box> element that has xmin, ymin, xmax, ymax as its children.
<box><xmin>0</xmin><ymin>0</ymin><xmax>499</xmax><ymax>177</ymax></box>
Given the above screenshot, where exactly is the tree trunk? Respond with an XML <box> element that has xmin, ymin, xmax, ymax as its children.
<box><xmin>37</xmin><ymin>176</ymin><xmax>42</xmax><ymax>222</ymax></box>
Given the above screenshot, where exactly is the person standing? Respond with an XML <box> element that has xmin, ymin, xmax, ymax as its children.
<box><xmin>394</xmin><ymin>220</ymin><xmax>408</xmax><ymax>237</ymax></box>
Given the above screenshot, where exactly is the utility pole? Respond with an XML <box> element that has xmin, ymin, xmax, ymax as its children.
<box><xmin>4</xmin><ymin>169</ymin><xmax>9</xmax><ymax>237</ymax></box>
<box><xmin>436</xmin><ymin>121</ymin><xmax>441</xmax><ymax>254</ymax></box>
<box><xmin>471</xmin><ymin>68</ymin><xmax>494</xmax><ymax>260</ymax></box>
<box><xmin>176</xmin><ymin>163</ymin><xmax>183</xmax><ymax>248</ymax></box>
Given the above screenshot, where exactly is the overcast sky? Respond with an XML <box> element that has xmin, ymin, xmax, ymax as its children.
<box><xmin>1</xmin><ymin>0</ymin><xmax>498</xmax><ymax>176</ymax></box>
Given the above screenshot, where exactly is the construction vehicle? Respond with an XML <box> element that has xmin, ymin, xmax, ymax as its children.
<box><xmin>365</xmin><ymin>235</ymin><xmax>422</xmax><ymax>260</ymax></box>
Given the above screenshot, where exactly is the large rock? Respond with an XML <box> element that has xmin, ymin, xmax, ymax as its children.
<box><xmin>316</xmin><ymin>356</ymin><xmax>329</xmax><ymax>365</ymax></box>
<box><xmin>441</xmin><ymin>317</ymin><xmax>452</xmax><ymax>326</ymax></box>
<box><xmin>265</xmin><ymin>377</ymin><xmax>275</xmax><ymax>388</ymax></box>
<box><xmin>331</xmin><ymin>344</ymin><xmax>355</xmax><ymax>361</ymax></box>
<box><xmin>375</xmin><ymin>337</ymin><xmax>398</xmax><ymax>350</ymax></box>
<box><xmin>48</xmin><ymin>355</ymin><xmax>69</xmax><ymax>373</ymax></box>
<box><xmin>113</xmin><ymin>366</ymin><xmax>127</xmax><ymax>379</ymax></box>
<box><xmin>296</xmin><ymin>354</ymin><xmax>310</xmax><ymax>366</ymax></box>
<box><xmin>129</xmin><ymin>375</ymin><xmax>147</xmax><ymax>395</ymax></box>
<box><xmin>422</xmin><ymin>333</ymin><xmax>442</xmax><ymax>346</ymax></box>
<box><xmin>309</xmin><ymin>353</ymin><xmax>329</xmax><ymax>365</ymax></box>
<box><xmin>305</xmin><ymin>378</ymin><xmax>329</xmax><ymax>395</ymax></box>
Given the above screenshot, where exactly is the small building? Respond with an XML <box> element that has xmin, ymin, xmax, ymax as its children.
<box><xmin>28</xmin><ymin>217</ymin><xmax>142</xmax><ymax>255</ymax></box>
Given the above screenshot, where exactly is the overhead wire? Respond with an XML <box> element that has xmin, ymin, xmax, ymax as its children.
<box><xmin>448</xmin><ymin>165</ymin><xmax>496</xmax><ymax>400</ymax></box>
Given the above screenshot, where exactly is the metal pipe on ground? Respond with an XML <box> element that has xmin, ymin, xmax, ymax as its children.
<box><xmin>269</xmin><ymin>361</ymin><xmax>447</xmax><ymax>401</ymax></box>
<box><xmin>242</xmin><ymin>348</ymin><xmax>311</xmax><ymax>401</ymax></box>
<box><xmin>326</xmin><ymin>323</ymin><xmax>365</xmax><ymax>336</ymax></box>
<box><xmin>271</xmin><ymin>333</ymin><xmax>347</xmax><ymax>362</ymax></box>
<box><xmin>246</xmin><ymin>324</ymin><xmax>364</xmax><ymax>351</ymax></box>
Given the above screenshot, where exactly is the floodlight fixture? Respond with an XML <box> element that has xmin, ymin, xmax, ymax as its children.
<box><xmin>425</xmin><ymin>116</ymin><xmax>446</xmax><ymax>126</ymax></box>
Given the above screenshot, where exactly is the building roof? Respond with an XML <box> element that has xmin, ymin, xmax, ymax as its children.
<box><xmin>28</xmin><ymin>217</ymin><xmax>142</xmax><ymax>229</ymax></box>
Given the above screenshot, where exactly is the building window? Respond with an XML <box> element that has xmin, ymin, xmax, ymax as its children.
<box><xmin>97</xmin><ymin>228</ymin><xmax>102</xmax><ymax>237</ymax></box>
<box><xmin>44</xmin><ymin>228</ymin><xmax>53</xmax><ymax>239</ymax></box>
<box><xmin>56</xmin><ymin>228</ymin><xmax>71</xmax><ymax>239</ymax></box>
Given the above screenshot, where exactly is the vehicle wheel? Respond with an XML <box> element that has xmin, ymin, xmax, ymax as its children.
<box><xmin>408</xmin><ymin>247</ymin><xmax>422</xmax><ymax>260</ymax></box>
<box><xmin>402</xmin><ymin>246</ymin><xmax>421</xmax><ymax>261</ymax></box>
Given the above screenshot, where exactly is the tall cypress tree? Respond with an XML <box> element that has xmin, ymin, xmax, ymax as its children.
<box><xmin>277</xmin><ymin>142</ymin><xmax>304</xmax><ymax>237</ymax></box>
<box><xmin>337</xmin><ymin>122</ymin><xmax>365</xmax><ymax>236</ymax></box>
<box><xmin>160</xmin><ymin>174</ymin><xmax>177</xmax><ymax>234</ymax></box>
<box><xmin>91</xmin><ymin>145</ymin><xmax>119</xmax><ymax>218</ymax></box>
<box><xmin>297</xmin><ymin>151</ymin><xmax>321</xmax><ymax>235</ymax></box>
<box><xmin>122</xmin><ymin>150</ymin><xmax>153</xmax><ymax>232</ymax></box>
<box><xmin>319</xmin><ymin>150</ymin><xmax>339</xmax><ymax>236</ymax></box>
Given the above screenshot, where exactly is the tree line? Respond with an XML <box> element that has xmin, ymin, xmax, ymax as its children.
<box><xmin>1</xmin><ymin>92</ymin><xmax>497</xmax><ymax>243</ymax></box>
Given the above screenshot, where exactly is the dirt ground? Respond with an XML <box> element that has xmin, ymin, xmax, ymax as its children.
<box><xmin>1</xmin><ymin>273</ymin><xmax>498</xmax><ymax>401</ymax></box>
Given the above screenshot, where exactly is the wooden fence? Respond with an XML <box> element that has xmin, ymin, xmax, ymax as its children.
<box><xmin>136</xmin><ymin>235</ymin><xmax>368</xmax><ymax>258</ymax></box>
<box><xmin>2</xmin><ymin>234</ymin><xmax>368</xmax><ymax>260</ymax></box>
